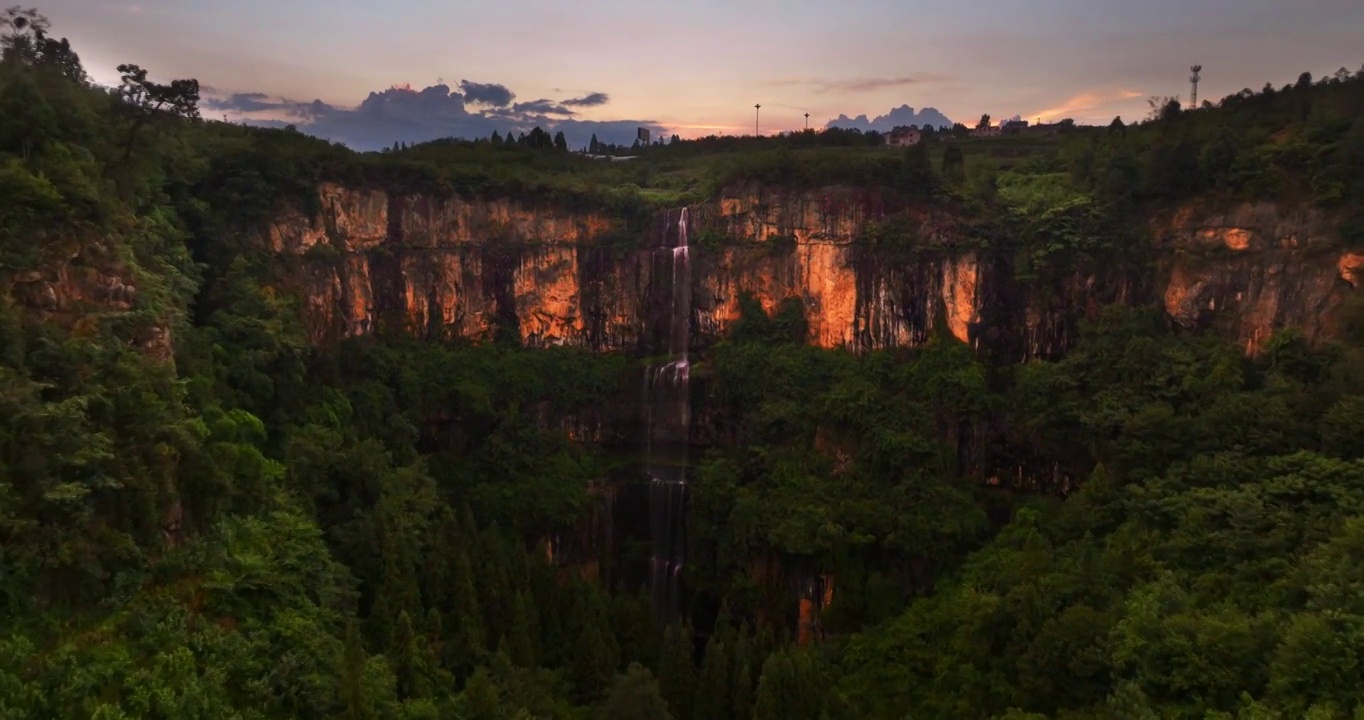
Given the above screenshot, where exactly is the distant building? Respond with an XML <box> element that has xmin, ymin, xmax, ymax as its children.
<box><xmin>1022</xmin><ymin>119</ymin><xmax>1076</xmax><ymax>137</ymax></box>
<box><xmin>970</xmin><ymin>125</ymin><xmax>1002</xmax><ymax>138</ymax></box>
<box><xmin>1001</xmin><ymin>119</ymin><xmax>1030</xmax><ymax>135</ymax></box>
<box><xmin>885</xmin><ymin>126</ymin><xmax>922</xmax><ymax>147</ymax></box>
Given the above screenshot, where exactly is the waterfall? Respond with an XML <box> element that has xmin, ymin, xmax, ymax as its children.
<box><xmin>645</xmin><ymin>207</ymin><xmax>691</xmax><ymax>621</ymax></box>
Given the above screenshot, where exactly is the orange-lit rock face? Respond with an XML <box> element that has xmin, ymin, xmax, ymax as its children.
<box><xmin>942</xmin><ymin>255</ymin><xmax>980</xmax><ymax>345</ymax></box>
<box><xmin>800</xmin><ymin>243</ymin><xmax>859</xmax><ymax>348</ymax></box>
<box><xmin>695</xmin><ymin>186</ymin><xmax>983</xmax><ymax>351</ymax></box>
<box><xmin>268</xmin><ymin>183</ymin><xmax>388</xmax><ymax>253</ymax></box>
<box><xmin>1338</xmin><ymin>253</ymin><xmax>1364</xmax><ymax>287</ymax></box>
<box><xmin>267</xmin><ymin>185</ymin><xmax>1355</xmax><ymax>359</ymax></box>
<box><xmin>516</xmin><ymin>248</ymin><xmax>584</xmax><ymax>346</ymax></box>
<box><xmin>1159</xmin><ymin>202</ymin><xmax>1350</xmax><ymax>356</ymax></box>
<box><xmin>398</xmin><ymin>195</ymin><xmax>613</xmax><ymax>247</ymax></box>
<box><xmin>797</xmin><ymin>598</ymin><xmax>816</xmax><ymax>647</ymax></box>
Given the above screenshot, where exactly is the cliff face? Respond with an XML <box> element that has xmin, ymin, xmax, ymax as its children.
<box><xmin>266</xmin><ymin>183</ymin><xmax>1360</xmax><ymax>358</ymax></box>
<box><xmin>1156</xmin><ymin>203</ymin><xmax>1360</xmax><ymax>355</ymax></box>
<box><xmin>7</xmin><ymin>246</ymin><xmax>173</xmax><ymax>361</ymax></box>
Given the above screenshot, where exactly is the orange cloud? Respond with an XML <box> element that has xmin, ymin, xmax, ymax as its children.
<box><xmin>1028</xmin><ymin>88</ymin><xmax>1144</xmax><ymax>123</ymax></box>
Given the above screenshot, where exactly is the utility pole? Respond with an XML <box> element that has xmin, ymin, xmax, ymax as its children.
<box><xmin>1190</xmin><ymin>65</ymin><xmax>1202</xmax><ymax>107</ymax></box>
<box><xmin>755</xmin><ymin>103</ymin><xmax>761</xmax><ymax>136</ymax></box>
<box><xmin>804</xmin><ymin>112</ymin><xmax>809</xmax><ymax>130</ymax></box>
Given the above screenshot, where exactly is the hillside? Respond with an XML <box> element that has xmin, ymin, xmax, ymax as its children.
<box><xmin>4</xmin><ymin>12</ymin><xmax>1364</xmax><ymax>720</ymax></box>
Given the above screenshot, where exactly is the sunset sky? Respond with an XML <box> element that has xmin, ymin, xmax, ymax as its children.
<box><xmin>40</xmin><ymin>0</ymin><xmax>1364</xmax><ymax>145</ymax></box>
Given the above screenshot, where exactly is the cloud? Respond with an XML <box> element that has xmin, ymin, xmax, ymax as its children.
<box><xmin>825</xmin><ymin>104</ymin><xmax>954</xmax><ymax>132</ymax></box>
<box><xmin>1026</xmin><ymin>88</ymin><xmax>1145</xmax><ymax>123</ymax></box>
<box><xmin>768</xmin><ymin>75</ymin><xmax>950</xmax><ymax>94</ymax></box>
<box><xmin>203</xmin><ymin>92</ymin><xmax>336</xmax><ymax>119</ymax></box>
<box><xmin>458</xmin><ymin>80</ymin><xmax>515</xmax><ymax>107</ymax></box>
<box><xmin>562</xmin><ymin>92</ymin><xmax>610</xmax><ymax>107</ymax></box>
<box><xmin>513</xmin><ymin>99</ymin><xmax>575</xmax><ymax>116</ymax></box>
<box><xmin>204</xmin><ymin>82</ymin><xmax>662</xmax><ymax>151</ymax></box>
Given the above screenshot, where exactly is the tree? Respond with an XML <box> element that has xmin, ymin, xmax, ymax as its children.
<box><xmin>1</xmin><ymin>7</ymin><xmax>84</xmax><ymax>82</ymax></box>
<box><xmin>115</xmin><ymin>63</ymin><xmax>201</xmax><ymax>159</ymax></box>
<box><xmin>391</xmin><ymin>611</ymin><xmax>426</xmax><ymax>700</ymax></box>
<box><xmin>589</xmin><ymin>133</ymin><xmax>600</xmax><ymax>153</ymax></box>
<box><xmin>657</xmin><ymin>623</ymin><xmax>696</xmax><ymax>720</ymax></box>
<box><xmin>601</xmin><ymin>664</ymin><xmax>674</xmax><ymax>720</ymax></box>
<box><xmin>553</xmin><ymin>130</ymin><xmax>568</xmax><ymax>152</ymax></box>
<box><xmin>340</xmin><ymin>620</ymin><xmax>369</xmax><ymax>720</ymax></box>
<box><xmin>491</xmin><ymin>130</ymin><xmax>503</xmax><ymax>145</ymax></box>
<box><xmin>977</xmin><ymin>113</ymin><xmax>991</xmax><ymax>129</ymax></box>
<box><xmin>447</xmin><ymin>548</ymin><xmax>487</xmax><ymax>675</ymax></box>
<box><xmin>572</xmin><ymin>620</ymin><xmax>619</xmax><ymax>701</ymax></box>
<box><xmin>0</xmin><ymin>6</ymin><xmax>46</xmax><ymax>59</ymax></box>
<box><xmin>506</xmin><ymin>592</ymin><xmax>538</xmax><ymax>668</ymax></box>
<box><xmin>693</xmin><ymin>636</ymin><xmax>732</xmax><ymax>720</ymax></box>
<box><xmin>898</xmin><ymin>142</ymin><xmax>937</xmax><ymax>196</ymax></box>
<box><xmin>942</xmin><ymin>144</ymin><xmax>965</xmax><ymax>181</ymax></box>
<box><xmin>1145</xmin><ymin>96</ymin><xmax>1180</xmax><ymax>122</ymax></box>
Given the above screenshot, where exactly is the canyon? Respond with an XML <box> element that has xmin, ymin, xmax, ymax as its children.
<box><xmin>264</xmin><ymin>182</ymin><xmax>1361</xmax><ymax>360</ymax></box>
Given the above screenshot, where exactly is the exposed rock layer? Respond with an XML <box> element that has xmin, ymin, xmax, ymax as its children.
<box><xmin>267</xmin><ymin>183</ymin><xmax>1360</xmax><ymax>358</ymax></box>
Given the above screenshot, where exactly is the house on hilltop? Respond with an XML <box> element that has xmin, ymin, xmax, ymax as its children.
<box><xmin>1023</xmin><ymin>119</ymin><xmax>1076</xmax><ymax>137</ymax></box>
<box><xmin>885</xmin><ymin>126</ymin><xmax>922</xmax><ymax>147</ymax></box>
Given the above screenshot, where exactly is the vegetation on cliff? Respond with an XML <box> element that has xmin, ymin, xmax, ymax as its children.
<box><xmin>4</xmin><ymin>10</ymin><xmax>1364</xmax><ymax>719</ymax></box>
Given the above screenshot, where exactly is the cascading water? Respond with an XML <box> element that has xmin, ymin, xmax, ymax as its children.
<box><xmin>645</xmin><ymin>207</ymin><xmax>691</xmax><ymax>621</ymax></box>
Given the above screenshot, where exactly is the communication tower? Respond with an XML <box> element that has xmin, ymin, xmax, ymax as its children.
<box><xmin>1190</xmin><ymin>65</ymin><xmax>1202</xmax><ymax>107</ymax></box>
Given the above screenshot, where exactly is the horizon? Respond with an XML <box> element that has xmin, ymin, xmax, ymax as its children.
<box><xmin>36</xmin><ymin>0</ymin><xmax>1364</xmax><ymax>150</ymax></box>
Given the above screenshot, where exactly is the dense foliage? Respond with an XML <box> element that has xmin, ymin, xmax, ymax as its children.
<box><xmin>3</xmin><ymin>11</ymin><xmax>1364</xmax><ymax>719</ymax></box>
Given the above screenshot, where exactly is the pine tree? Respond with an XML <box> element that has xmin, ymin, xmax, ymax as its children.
<box><xmin>751</xmin><ymin>652</ymin><xmax>794</xmax><ymax>720</ymax></box>
<box><xmin>491</xmin><ymin>130</ymin><xmax>502</xmax><ymax>145</ymax></box>
<box><xmin>392</xmin><ymin>611</ymin><xmax>424</xmax><ymax>700</ymax></box>
<box><xmin>459</xmin><ymin>668</ymin><xmax>503</xmax><ymax>720</ymax></box>
<box><xmin>341</xmin><ymin>619</ymin><xmax>369</xmax><ymax>720</ymax></box>
<box><xmin>732</xmin><ymin>623</ymin><xmax>755</xmax><ymax>720</ymax></box>
<box><xmin>446</xmin><ymin>548</ymin><xmax>487</xmax><ymax>676</ymax></box>
<box><xmin>506</xmin><ymin>591</ymin><xmax>538</xmax><ymax>667</ymax></box>
<box><xmin>571</xmin><ymin>619</ymin><xmax>618</xmax><ymax>701</ymax></box>
<box><xmin>478</xmin><ymin>525</ymin><xmax>514</xmax><ymax>644</ymax></box>
<box><xmin>420</xmin><ymin>508</ymin><xmax>457</xmax><ymax>613</ymax></box>
<box><xmin>424</xmin><ymin>607</ymin><xmax>445</xmax><ymax>670</ymax></box>
<box><xmin>603</xmin><ymin>663</ymin><xmax>675</xmax><ymax>720</ymax></box>
<box><xmin>367</xmin><ymin>524</ymin><xmax>421</xmax><ymax>651</ymax></box>
<box><xmin>657</xmin><ymin>623</ymin><xmax>696</xmax><ymax>720</ymax></box>
<box><xmin>732</xmin><ymin>657</ymin><xmax>753</xmax><ymax>720</ymax></box>
<box><xmin>610</xmin><ymin>587</ymin><xmax>657</xmax><ymax>668</ymax></box>
<box><xmin>589</xmin><ymin>133</ymin><xmax>600</xmax><ymax>153</ymax></box>
<box><xmin>693</xmin><ymin>636</ymin><xmax>731</xmax><ymax>720</ymax></box>
<box><xmin>553</xmin><ymin>130</ymin><xmax>568</xmax><ymax>152</ymax></box>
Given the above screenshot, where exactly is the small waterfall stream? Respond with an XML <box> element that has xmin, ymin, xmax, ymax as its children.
<box><xmin>645</xmin><ymin>207</ymin><xmax>691</xmax><ymax>621</ymax></box>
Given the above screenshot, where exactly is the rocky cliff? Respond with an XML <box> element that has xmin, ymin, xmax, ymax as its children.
<box><xmin>264</xmin><ymin>182</ymin><xmax>1362</xmax><ymax>358</ymax></box>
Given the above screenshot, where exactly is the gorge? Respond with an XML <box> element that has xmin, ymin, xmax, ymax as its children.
<box><xmin>6</xmin><ymin>40</ymin><xmax>1364</xmax><ymax>717</ymax></box>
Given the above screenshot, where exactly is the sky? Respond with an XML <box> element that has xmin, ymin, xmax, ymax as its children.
<box><xmin>40</xmin><ymin>0</ymin><xmax>1364</xmax><ymax>149</ymax></box>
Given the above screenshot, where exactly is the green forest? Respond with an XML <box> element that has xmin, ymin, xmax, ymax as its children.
<box><xmin>4</xmin><ymin>8</ymin><xmax>1364</xmax><ymax>719</ymax></box>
